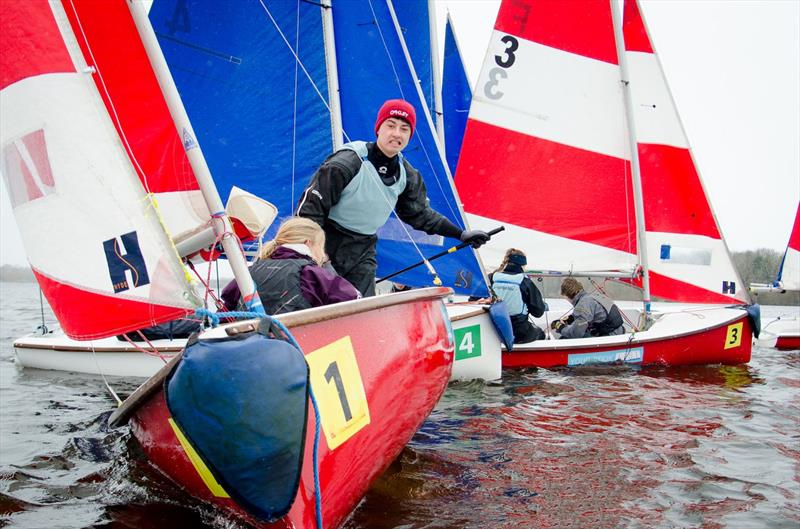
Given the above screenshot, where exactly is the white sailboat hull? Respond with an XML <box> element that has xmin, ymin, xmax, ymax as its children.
<box><xmin>756</xmin><ymin>316</ymin><xmax>800</xmax><ymax>350</ymax></box>
<box><xmin>14</xmin><ymin>304</ymin><xmax>503</xmax><ymax>381</ymax></box>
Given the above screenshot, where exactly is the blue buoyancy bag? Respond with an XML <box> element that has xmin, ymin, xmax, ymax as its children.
<box><xmin>488</xmin><ymin>300</ymin><xmax>515</xmax><ymax>352</ymax></box>
<box><xmin>165</xmin><ymin>318</ymin><xmax>309</xmax><ymax>522</ymax></box>
<box><xmin>746</xmin><ymin>304</ymin><xmax>761</xmax><ymax>339</ymax></box>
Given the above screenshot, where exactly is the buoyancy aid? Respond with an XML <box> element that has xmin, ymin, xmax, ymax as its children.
<box><xmin>328</xmin><ymin>141</ymin><xmax>407</xmax><ymax>235</ymax></box>
<box><xmin>248</xmin><ymin>258</ymin><xmax>312</xmax><ymax>315</ymax></box>
<box><xmin>492</xmin><ymin>272</ymin><xmax>527</xmax><ymax>316</ymax></box>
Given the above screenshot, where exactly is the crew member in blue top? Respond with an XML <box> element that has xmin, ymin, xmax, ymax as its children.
<box><xmin>489</xmin><ymin>248</ymin><xmax>546</xmax><ymax>343</ymax></box>
<box><xmin>297</xmin><ymin>98</ymin><xmax>489</xmax><ymax>296</ymax></box>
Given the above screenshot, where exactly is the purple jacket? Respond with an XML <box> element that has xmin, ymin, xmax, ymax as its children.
<box><xmin>221</xmin><ymin>246</ymin><xmax>360</xmax><ymax>311</ymax></box>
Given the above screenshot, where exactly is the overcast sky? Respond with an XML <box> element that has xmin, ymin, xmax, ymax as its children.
<box><xmin>1</xmin><ymin>0</ymin><xmax>798</xmax><ymax>266</ymax></box>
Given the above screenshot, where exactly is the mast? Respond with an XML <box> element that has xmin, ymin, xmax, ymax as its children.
<box><xmin>385</xmin><ymin>0</ymin><xmax>492</xmax><ymax>289</ymax></box>
<box><xmin>127</xmin><ymin>1</ymin><xmax>265</xmax><ymax>316</ymax></box>
<box><xmin>611</xmin><ymin>0</ymin><xmax>652</xmax><ymax>315</ymax></box>
<box><xmin>428</xmin><ymin>0</ymin><xmax>446</xmax><ymax>147</ymax></box>
<box><xmin>321</xmin><ymin>0</ymin><xmax>344</xmax><ymax>150</ymax></box>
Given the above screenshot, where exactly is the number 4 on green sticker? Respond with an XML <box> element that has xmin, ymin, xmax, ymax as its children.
<box><xmin>454</xmin><ymin>324</ymin><xmax>482</xmax><ymax>360</ymax></box>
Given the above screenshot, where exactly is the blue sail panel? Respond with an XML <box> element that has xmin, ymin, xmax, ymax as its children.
<box><xmin>394</xmin><ymin>2</ymin><xmax>434</xmax><ymax>120</ymax></box>
<box><xmin>149</xmin><ymin>0</ymin><xmax>331</xmax><ymax>235</ymax></box>
<box><xmin>333</xmin><ymin>0</ymin><xmax>488</xmax><ymax>297</ymax></box>
<box><xmin>442</xmin><ymin>16</ymin><xmax>472</xmax><ymax>178</ymax></box>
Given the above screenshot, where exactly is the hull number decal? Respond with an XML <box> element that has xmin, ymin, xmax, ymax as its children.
<box><xmin>454</xmin><ymin>324</ymin><xmax>482</xmax><ymax>361</ymax></box>
<box><xmin>305</xmin><ymin>336</ymin><xmax>370</xmax><ymax>450</ymax></box>
<box><xmin>724</xmin><ymin>323</ymin><xmax>743</xmax><ymax>349</ymax></box>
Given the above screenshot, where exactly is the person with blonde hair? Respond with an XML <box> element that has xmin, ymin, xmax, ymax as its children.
<box><xmin>222</xmin><ymin>217</ymin><xmax>360</xmax><ymax>315</ymax></box>
<box><xmin>552</xmin><ymin>278</ymin><xmax>624</xmax><ymax>339</ymax></box>
<box><xmin>489</xmin><ymin>248</ymin><xmax>546</xmax><ymax>343</ymax></box>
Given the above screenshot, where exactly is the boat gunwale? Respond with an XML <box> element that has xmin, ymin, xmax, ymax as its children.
<box><xmin>108</xmin><ymin>287</ymin><xmax>453</xmax><ymax>428</ymax></box>
<box><xmin>509</xmin><ymin>306</ymin><xmax>751</xmax><ymax>353</ymax></box>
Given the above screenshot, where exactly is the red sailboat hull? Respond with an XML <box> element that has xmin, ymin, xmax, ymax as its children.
<box><xmin>504</xmin><ymin>309</ymin><xmax>753</xmax><ymax>369</ymax></box>
<box><xmin>111</xmin><ymin>288</ymin><xmax>454</xmax><ymax>529</ymax></box>
<box><xmin>775</xmin><ymin>335</ymin><xmax>800</xmax><ymax>351</ymax></box>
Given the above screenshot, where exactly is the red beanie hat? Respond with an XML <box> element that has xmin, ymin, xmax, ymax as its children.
<box><xmin>374</xmin><ymin>99</ymin><xmax>416</xmax><ymax>136</ymax></box>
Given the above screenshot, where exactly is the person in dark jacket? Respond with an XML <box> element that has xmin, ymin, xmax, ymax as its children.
<box><xmin>489</xmin><ymin>249</ymin><xmax>546</xmax><ymax>343</ymax></box>
<box><xmin>552</xmin><ymin>278</ymin><xmax>624</xmax><ymax>339</ymax></box>
<box><xmin>296</xmin><ymin>98</ymin><xmax>490</xmax><ymax>296</ymax></box>
<box><xmin>222</xmin><ymin>217</ymin><xmax>360</xmax><ymax>315</ymax></box>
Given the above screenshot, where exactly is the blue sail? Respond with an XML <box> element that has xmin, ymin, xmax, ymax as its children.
<box><xmin>394</xmin><ymin>2</ymin><xmax>435</xmax><ymax>120</ymax></box>
<box><xmin>150</xmin><ymin>0</ymin><xmax>488</xmax><ymax>297</ymax></box>
<box><xmin>148</xmin><ymin>0</ymin><xmax>331</xmax><ymax>237</ymax></box>
<box><xmin>442</xmin><ymin>14</ymin><xmax>472</xmax><ymax>178</ymax></box>
<box><xmin>334</xmin><ymin>1</ymin><xmax>487</xmax><ymax>296</ymax></box>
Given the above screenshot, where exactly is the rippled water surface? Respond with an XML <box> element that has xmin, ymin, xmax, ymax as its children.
<box><xmin>1</xmin><ymin>281</ymin><xmax>798</xmax><ymax>528</ymax></box>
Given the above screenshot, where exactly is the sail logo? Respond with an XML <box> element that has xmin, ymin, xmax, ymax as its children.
<box><xmin>454</xmin><ymin>269</ymin><xmax>473</xmax><ymax>289</ymax></box>
<box><xmin>722</xmin><ymin>281</ymin><xmax>736</xmax><ymax>295</ymax></box>
<box><xmin>103</xmin><ymin>231</ymin><xmax>150</xmax><ymax>293</ymax></box>
<box><xmin>1</xmin><ymin>130</ymin><xmax>55</xmax><ymax>208</ymax></box>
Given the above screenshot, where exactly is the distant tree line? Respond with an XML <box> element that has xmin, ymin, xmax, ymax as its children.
<box><xmin>0</xmin><ymin>264</ymin><xmax>34</xmax><ymax>283</ymax></box>
<box><xmin>732</xmin><ymin>249</ymin><xmax>799</xmax><ymax>306</ymax></box>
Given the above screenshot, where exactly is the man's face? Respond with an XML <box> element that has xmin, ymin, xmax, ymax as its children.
<box><xmin>376</xmin><ymin>117</ymin><xmax>411</xmax><ymax>157</ymax></box>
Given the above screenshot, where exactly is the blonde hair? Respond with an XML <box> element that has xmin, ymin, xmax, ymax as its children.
<box><xmin>496</xmin><ymin>248</ymin><xmax>526</xmax><ymax>273</ymax></box>
<box><xmin>560</xmin><ymin>277</ymin><xmax>584</xmax><ymax>299</ymax></box>
<box><xmin>257</xmin><ymin>217</ymin><xmax>324</xmax><ymax>260</ymax></box>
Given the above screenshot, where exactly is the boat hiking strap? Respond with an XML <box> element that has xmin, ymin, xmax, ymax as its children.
<box><xmin>194</xmin><ymin>308</ymin><xmax>325</xmax><ymax>529</ymax></box>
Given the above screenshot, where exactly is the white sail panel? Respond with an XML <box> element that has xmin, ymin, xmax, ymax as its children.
<box><xmin>470</xmin><ymin>30</ymin><xmax>630</xmax><ymax>160</ymax></box>
<box><xmin>626</xmin><ymin>52</ymin><xmax>688</xmax><ymax>148</ymax></box>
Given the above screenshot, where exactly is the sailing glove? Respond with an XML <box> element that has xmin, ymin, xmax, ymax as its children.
<box><xmin>460</xmin><ymin>229</ymin><xmax>490</xmax><ymax>248</ymax></box>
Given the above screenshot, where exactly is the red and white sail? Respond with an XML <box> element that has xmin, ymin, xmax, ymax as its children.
<box><xmin>777</xmin><ymin>204</ymin><xmax>800</xmax><ymax>291</ymax></box>
<box><xmin>623</xmin><ymin>0</ymin><xmax>748</xmax><ymax>303</ymax></box>
<box><xmin>455</xmin><ymin>0</ymin><xmax>638</xmax><ymax>275</ymax></box>
<box><xmin>0</xmin><ymin>0</ymin><xmax>203</xmax><ymax>339</ymax></box>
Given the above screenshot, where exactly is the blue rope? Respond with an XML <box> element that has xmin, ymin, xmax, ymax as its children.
<box><xmin>193</xmin><ymin>309</ymin><xmax>324</xmax><ymax>528</ymax></box>
<box><xmin>271</xmin><ymin>319</ymin><xmax>324</xmax><ymax>529</ymax></box>
<box><xmin>194</xmin><ymin>308</ymin><xmax>263</xmax><ymax>326</ymax></box>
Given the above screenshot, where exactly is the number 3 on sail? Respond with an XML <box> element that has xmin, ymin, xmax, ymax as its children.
<box><xmin>305</xmin><ymin>336</ymin><xmax>371</xmax><ymax>450</ymax></box>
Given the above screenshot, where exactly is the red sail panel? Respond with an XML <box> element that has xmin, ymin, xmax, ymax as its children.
<box><xmin>61</xmin><ymin>0</ymin><xmax>197</xmax><ymax>194</ymax></box>
<box><xmin>0</xmin><ymin>0</ymin><xmax>74</xmax><ymax>90</ymax></box>
<box><xmin>495</xmin><ymin>0</ymin><xmax>618</xmax><ymax>64</ymax></box>
<box><xmin>638</xmin><ymin>144</ymin><xmax>721</xmax><ymax>238</ymax></box>
<box><xmin>33</xmin><ymin>269</ymin><xmax>192</xmax><ymax>340</ymax></box>
<box><xmin>622</xmin><ymin>0</ymin><xmax>653</xmax><ymax>53</ymax></box>
<box><xmin>789</xmin><ymin>204</ymin><xmax>800</xmax><ymax>251</ymax></box>
<box><xmin>457</xmin><ymin>119</ymin><xmax>637</xmax><ymax>254</ymax></box>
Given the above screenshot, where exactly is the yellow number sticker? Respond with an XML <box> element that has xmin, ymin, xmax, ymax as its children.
<box><xmin>724</xmin><ymin>322</ymin><xmax>743</xmax><ymax>349</ymax></box>
<box><xmin>305</xmin><ymin>336</ymin><xmax>370</xmax><ymax>450</ymax></box>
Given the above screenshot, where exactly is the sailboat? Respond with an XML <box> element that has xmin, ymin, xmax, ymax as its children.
<box><xmin>13</xmin><ymin>0</ymin><xmax>505</xmax><ymax>381</ymax></box>
<box><xmin>1</xmin><ymin>1</ymin><xmax>455</xmax><ymax>528</ymax></box>
<box><xmin>751</xmin><ymin>203</ymin><xmax>800</xmax><ymax>349</ymax></box>
<box><xmin>453</xmin><ymin>0</ymin><xmax>759</xmax><ymax>368</ymax></box>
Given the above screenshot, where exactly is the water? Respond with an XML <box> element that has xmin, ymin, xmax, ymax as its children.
<box><xmin>1</xmin><ymin>281</ymin><xmax>798</xmax><ymax>529</ymax></box>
